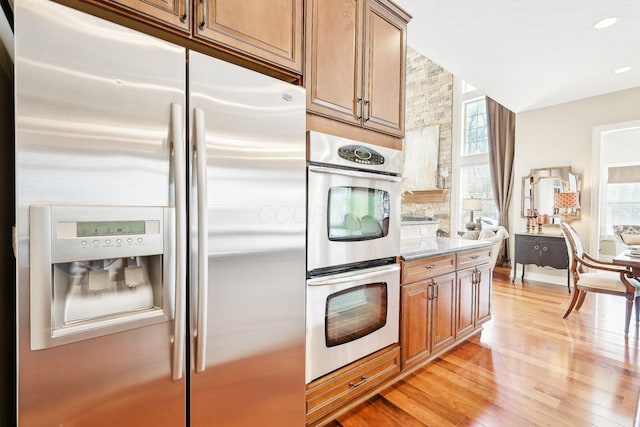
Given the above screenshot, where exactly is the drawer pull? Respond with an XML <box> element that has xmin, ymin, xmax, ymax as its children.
<box><xmin>349</xmin><ymin>375</ymin><xmax>368</xmax><ymax>388</ymax></box>
<box><xmin>425</xmin><ymin>264</ymin><xmax>438</xmax><ymax>270</ymax></box>
<box><xmin>470</xmin><ymin>255</ymin><xmax>480</xmax><ymax>259</ymax></box>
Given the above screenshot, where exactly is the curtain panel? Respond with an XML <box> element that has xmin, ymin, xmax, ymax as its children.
<box><xmin>486</xmin><ymin>97</ymin><xmax>515</xmax><ymax>266</ymax></box>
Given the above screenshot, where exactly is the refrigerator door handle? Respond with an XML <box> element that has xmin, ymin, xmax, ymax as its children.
<box><xmin>193</xmin><ymin>108</ymin><xmax>209</xmax><ymax>373</ymax></box>
<box><xmin>171</xmin><ymin>102</ymin><xmax>187</xmax><ymax>381</ymax></box>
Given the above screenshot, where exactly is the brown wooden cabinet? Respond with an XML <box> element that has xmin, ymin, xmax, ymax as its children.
<box><xmin>305</xmin><ymin>0</ymin><xmax>410</xmax><ymax>137</ymax></box>
<box><xmin>84</xmin><ymin>0</ymin><xmax>302</xmax><ymax>73</ymax></box>
<box><xmin>195</xmin><ymin>0</ymin><xmax>303</xmax><ymax>72</ymax></box>
<box><xmin>401</xmin><ymin>246</ymin><xmax>493</xmax><ymax>372</ymax></box>
<box><xmin>400</xmin><ymin>255</ymin><xmax>455</xmax><ymax>370</ymax></box>
<box><xmin>305</xmin><ymin>344</ymin><xmax>400</xmax><ymax>426</ymax></box>
<box><xmin>456</xmin><ymin>259</ymin><xmax>492</xmax><ymax>338</ymax></box>
<box><xmin>93</xmin><ymin>0</ymin><xmax>190</xmax><ymax>32</ymax></box>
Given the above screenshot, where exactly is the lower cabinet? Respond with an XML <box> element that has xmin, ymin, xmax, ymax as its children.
<box><xmin>400</xmin><ymin>246</ymin><xmax>493</xmax><ymax>370</ymax></box>
<box><xmin>456</xmin><ymin>262</ymin><xmax>492</xmax><ymax>338</ymax></box>
<box><xmin>401</xmin><ymin>272</ymin><xmax>455</xmax><ymax>369</ymax></box>
<box><xmin>305</xmin><ymin>344</ymin><xmax>400</xmax><ymax>426</ymax></box>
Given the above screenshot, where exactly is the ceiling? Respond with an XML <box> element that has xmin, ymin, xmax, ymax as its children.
<box><xmin>393</xmin><ymin>0</ymin><xmax>640</xmax><ymax>113</ymax></box>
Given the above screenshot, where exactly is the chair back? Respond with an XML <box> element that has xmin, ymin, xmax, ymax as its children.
<box><xmin>560</xmin><ymin>222</ymin><xmax>584</xmax><ymax>275</ymax></box>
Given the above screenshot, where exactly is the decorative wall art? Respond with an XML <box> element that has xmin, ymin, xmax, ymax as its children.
<box><xmin>402</xmin><ymin>124</ymin><xmax>440</xmax><ymax>193</ymax></box>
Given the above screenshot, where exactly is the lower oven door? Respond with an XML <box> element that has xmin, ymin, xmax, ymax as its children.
<box><xmin>307</xmin><ymin>165</ymin><xmax>402</xmax><ymax>273</ymax></box>
<box><xmin>305</xmin><ymin>263</ymin><xmax>400</xmax><ymax>383</ymax></box>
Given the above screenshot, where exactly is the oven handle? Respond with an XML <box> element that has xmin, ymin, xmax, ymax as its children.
<box><xmin>307</xmin><ymin>264</ymin><xmax>400</xmax><ymax>286</ymax></box>
<box><xmin>308</xmin><ymin>165</ymin><xmax>402</xmax><ymax>183</ymax></box>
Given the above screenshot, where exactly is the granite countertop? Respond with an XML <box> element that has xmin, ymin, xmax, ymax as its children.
<box><xmin>400</xmin><ymin>236</ymin><xmax>492</xmax><ymax>261</ymax></box>
<box><xmin>401</xmin><ymin>217</ymin><xmax>439</xmax><ymax>226</ymax></box>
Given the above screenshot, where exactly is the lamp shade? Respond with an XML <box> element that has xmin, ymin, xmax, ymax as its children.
<box><xmin>554</xmin><ymin>192</ymin><xmax>580</xmax><ymax>209</ymax></box>
<box><xmin>462</xmin><ymin>197</ymin><xmax>482</xmax><ymax>211</ymax></box>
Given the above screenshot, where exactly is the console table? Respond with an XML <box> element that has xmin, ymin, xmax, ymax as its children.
<box><xmin>512</xmin><ymin>233</ymin><xmax>570</xmax><ymax>291</ymax></box>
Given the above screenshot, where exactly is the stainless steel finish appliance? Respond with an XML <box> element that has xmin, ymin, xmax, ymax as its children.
<box><xmin>305</xmin><ymin>131</ymin><xmax>402</xmax><ymax>383</ymax></box>
<box><xmin>305</xmin><ymin>263</ymin><xmax>400</xmax><ymax>383</ymax></box>
<box><xmin>15</xmin><ymin>0</ymin><xmax>306</xmax><ymax>425</ymax></box>
<box><xmin>307</xmin><ymin>131</ymin><xmax>403</xmax><ymax>274</ymax></box>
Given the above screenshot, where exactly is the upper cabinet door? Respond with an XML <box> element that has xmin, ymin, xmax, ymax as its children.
<box><xmin>305</xmin><ymin>0</ymin><xmax>363</xmax><ymax>126</ymax></box>
<box><xmin>196</xmin><ymin>0</ymin><xmax>303</xmax><ymax>73</ymax></box>
<box><xmin>362</xmin><ymin>0</ymin><xmax>406</xmax><ymax>136</ymax></box>
<box><xmin>305</xmin><ymin>0</ymin><xmax>409</xmax><ymax>138</ymax></box>
<box><xmin>108</xmin><ymin>0</ymin><xmax>190</xmax><ymax>32</ymax></box>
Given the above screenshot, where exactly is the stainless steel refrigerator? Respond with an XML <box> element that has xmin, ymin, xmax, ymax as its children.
<box><xmin>14</xmin><ymin>0</ymin><xmax>306</xmax><ymax>425</ymax></box>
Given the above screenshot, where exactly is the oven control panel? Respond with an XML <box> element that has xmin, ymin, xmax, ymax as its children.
<box><xmin>338</xmin><ymin>145</ymin><xmax>385</xmax><ymax>165</ymax></box>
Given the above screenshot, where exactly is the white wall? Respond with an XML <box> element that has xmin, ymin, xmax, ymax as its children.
<box><xmin>512</xmin><ymin>87</ymin><xmax>640</xmax><ymax>284</ymax></box>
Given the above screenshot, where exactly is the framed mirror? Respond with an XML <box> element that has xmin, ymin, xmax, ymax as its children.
<box><xmin>521</xmin><ymin>166</ymin><xmax>582</xmax><ymax>223</ymax></box>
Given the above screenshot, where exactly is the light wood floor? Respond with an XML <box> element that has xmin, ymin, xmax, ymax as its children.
<box><xmin>327</xmin><ymin>267</ymin><xmax>640</xmax><ymax>427</ymax></box>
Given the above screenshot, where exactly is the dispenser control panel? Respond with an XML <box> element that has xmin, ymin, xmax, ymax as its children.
<box><xmin>31</xmin><ymin>205</ymin><xmax>167</xmax><ymax>263</ymax></box>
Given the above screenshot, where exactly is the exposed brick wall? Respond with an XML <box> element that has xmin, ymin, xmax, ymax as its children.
<box><xmin>402</xmin><ymin>47</ymin><xmax>454</xmax><ymax>235</ymax></box>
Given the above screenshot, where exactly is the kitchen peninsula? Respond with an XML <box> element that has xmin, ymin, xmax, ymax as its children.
<box><xmin>400</xmin><ymin>237</ymin><xmax>493</xmax><ymax>371</ymax></box>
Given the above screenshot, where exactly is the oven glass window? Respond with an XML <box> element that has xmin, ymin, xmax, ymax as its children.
<box><xmin>325</xmin><ymin>283</ymin><xmax>387</xmax><ymax>347</ymax></box>
<box><xmin>327</xmin><ymin>186</ymin><xmax>390</xmax><ymax>241</ymax></box>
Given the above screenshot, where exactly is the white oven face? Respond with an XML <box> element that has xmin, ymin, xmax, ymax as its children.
<box><xmin>305</xmin><ymin>264</ymin><xmax>400</xmax><ymax>383</ymax></box>
<box><xmin>307</xmin><ymin>166</ymin><xmax>401</xmax><ymax>273</ymax></box>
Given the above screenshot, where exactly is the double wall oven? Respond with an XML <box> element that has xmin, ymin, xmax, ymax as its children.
<box><xmin>306</xmin><ymin>131</ymin><xmax>402</xmax><ymax>383</ymax></box>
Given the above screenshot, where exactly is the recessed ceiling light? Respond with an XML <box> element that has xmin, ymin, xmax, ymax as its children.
<box><xmin>594</xmin><ymin>17</ymin><xmax>619</xmax><ymax>29</ymax></box>
<box><xmin>614</xmin><ymin>66</ymin><xmax>632</xmax><ymax>74</ymax></box>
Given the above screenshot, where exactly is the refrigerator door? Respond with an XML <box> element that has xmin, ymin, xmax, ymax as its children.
<box><xmin>15</xmin><ymin>0</ymin><xmax>186</xmax><ymax>425</ymax></box>
<box><xmin>188</xmin><ymin>51</ymin><xmax>306</xmax><ymax>426</ymax></box>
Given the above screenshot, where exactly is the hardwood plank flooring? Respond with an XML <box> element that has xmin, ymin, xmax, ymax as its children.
<box><xmin>327</xmin><ymin>267</ymin><xmax>640</xmax><ymax>426</ymax></box>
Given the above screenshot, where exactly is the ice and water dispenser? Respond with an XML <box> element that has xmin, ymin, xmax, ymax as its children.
<box><xmin>30</xmin><ymin>205</ymin><xmax>175</xmax><ymax>350</ymax></box>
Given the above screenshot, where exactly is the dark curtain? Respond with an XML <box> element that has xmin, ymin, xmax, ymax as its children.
<box><xmin>486</xmin><ymin>97</ymin><xmax>515</xmax><ymax>266</ymax></box>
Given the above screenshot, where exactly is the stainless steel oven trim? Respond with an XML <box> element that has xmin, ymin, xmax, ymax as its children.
<box><xmin>308</xmin><ymin>131</ymin><xmax>403</xmax><ymax>175</ymax></box>
<box><xmin>308</xmin><ymin>165</ymin><xmax>403</xmax><ymax>182</ymax></box>
<box><xmin>307</xmin><ymin>263</ymin><xmax>400</xmax><ymax>286</ymax></box>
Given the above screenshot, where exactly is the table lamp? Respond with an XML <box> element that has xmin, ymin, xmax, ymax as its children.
<box><xmin>462</xmin><ymin>197</ymin><xmax>482</xmax><ymax>230</ymax></box>
<box><xmin>554</xmin><ymin>191</ymin><xmax>580</xmax><ymax>222</ymax></box>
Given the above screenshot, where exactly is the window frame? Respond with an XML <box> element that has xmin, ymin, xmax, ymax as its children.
<box><xmin>452</xmin><ymin>79</ymin><xmax>496</xmax><ymax>232</ymax></box>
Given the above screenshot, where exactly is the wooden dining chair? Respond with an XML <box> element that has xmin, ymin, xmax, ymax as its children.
<box><xmin>560</xmin><ymin>222</ymin><xmax>640</xmax><ymax>336</ymax></box>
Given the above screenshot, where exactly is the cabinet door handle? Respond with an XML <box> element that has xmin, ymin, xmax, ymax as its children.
<box><xmin>179</xmin><ymin>0</ymin><xmax>188</xmax><ymax>23</ymax></box>
<box><xmin>349</xmin><ymin>375</ymin><xmax>367</xmax><ymax>388</ymax></box>
<box><xmin>433</xmin><ymin>282</ymin><xmax>439</xmax><ymax>299</ymax></box>
<box><xmin>534</xmin><ymin>245</ymin><xmax>540</xmax><ymax>250</ymax></box>
<box><xmin>356</xmin><ymin>98</ymin><xmax>363</xmax><ymax>120</ymax></box>
<box><xmin>364</xmin><ymin>100</ymin><xmax>371</xmax><ymax>122</ymax></box>
<box><xmin>542</xmin><ymin>246</ymin><xmax>548</xmax><ymax>252</ymax></box>
<box><xmin>198</xmin><ymin>0</ymin><xmax>206</xmax><ymax>30</ymax></box>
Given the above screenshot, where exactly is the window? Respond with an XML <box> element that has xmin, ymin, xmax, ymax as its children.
<box><xmin>607</xmin><ymin>183</ymin><xmax>640</xmax><ymax>231</ymax></box>
<box><xmin>605</xmin><ymin>164</ymin><xmax>640</xmax><ymax>234</ymax></box>
<box><xmin>456</xmin><ymin>82</ymin><xmax>496</xmax><ymax>229</ymax></box>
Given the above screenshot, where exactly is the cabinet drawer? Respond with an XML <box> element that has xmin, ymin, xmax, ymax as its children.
<box><xmin>305</xmin><ymin>345</ymin><xmax>400</xmax><ymax>423</ymax></box>
<box><xmin>401</xmin><ymin>254</ymin><xmax>455</xmax><ymax>284</ymax></box>
<box><xmin>456</xmin><ymin>247</ymin><xmax>492</xmax><ymax>270</ymax></box>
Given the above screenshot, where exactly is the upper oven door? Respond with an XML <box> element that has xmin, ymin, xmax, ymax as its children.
<box><xmin>307</xmin><ymin>165</ymin><xmax>402</xmax><ymax>273</ymax></box>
